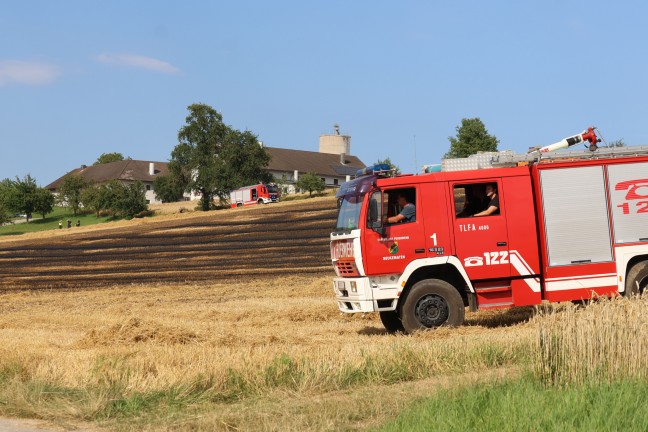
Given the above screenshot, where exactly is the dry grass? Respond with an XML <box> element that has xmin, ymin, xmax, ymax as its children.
<box><xmin>0</xmin><ymin>275</ymin><xmax>533</xmax><ymax>431</ymax></box>
<box><xmin>534</xmin><ymin>295</ymin><xmax>648</xmax><ymax>386</ymax></box>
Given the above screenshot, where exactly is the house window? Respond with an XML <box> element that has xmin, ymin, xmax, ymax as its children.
<box><xmin>333</xmin><ymin>179</ymin><xmax>339</xmax><ymax>186</ymax></box>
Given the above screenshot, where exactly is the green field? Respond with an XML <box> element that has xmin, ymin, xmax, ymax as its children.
<box><xmin>0</xmin><ymin>207</ymin><xmax>112</xmax><ymax>236</ymax></box>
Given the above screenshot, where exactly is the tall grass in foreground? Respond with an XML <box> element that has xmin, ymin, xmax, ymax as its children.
<box><xmin>375</xmin><ymin>377</ymin><xmax>648</xmax><ymax>432</ymax></box>
<box><xmin>0</xmin><ymin>339</ymin><xmax>527</xmax><ymax>421</ymax></box>
<box><xmin>534</xmin><ymin>295</ymin><xmax>648</xmax><ymax>386</ymax></box>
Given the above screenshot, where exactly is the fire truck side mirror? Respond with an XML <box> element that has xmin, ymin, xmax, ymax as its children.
<box><xmin>368</xmin><ymin>198</ymin><xmax>386</xmax><ymax>236</ymax></box>
<box><xmin>368</xmin><ymin>198</ymin><xmax>379</xmax><ymax>224</ymax></box>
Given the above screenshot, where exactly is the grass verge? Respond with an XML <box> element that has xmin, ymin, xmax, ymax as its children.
<box><xmin>375</xmin><ymin>376</ymin><xmax>648</xmax><ymax>432</ymax></box>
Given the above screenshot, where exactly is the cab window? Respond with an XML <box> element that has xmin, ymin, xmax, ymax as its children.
<box><xmin>384</xmin><ymin>188</ymin><xmax>416</xmax><ymax>224</ymax></box>
<box><xmin>454</xmin><ymin>182</ymin><xmax>500</xmax><ymax>218</ymax></box>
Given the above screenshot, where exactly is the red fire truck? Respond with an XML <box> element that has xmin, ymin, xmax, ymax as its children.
<box><xmin>331</xmin><ymin>128</ymin><xmax>648</xmax><ymax>333</ymax></box>
<box><xmin>230</xmin><ymin>183</ymin><xmax>280</xmax><ymax>208</ymax></box>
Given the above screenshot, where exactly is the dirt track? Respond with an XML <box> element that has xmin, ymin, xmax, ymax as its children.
<box><xmin>0</xmin><ymin>198</ymin><xmax>337</xmax><ymax>290</ymax></box>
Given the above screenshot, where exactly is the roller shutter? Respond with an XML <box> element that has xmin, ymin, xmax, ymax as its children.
<box><xmin>540</xmin><ymin>166</ymin><xmax>612</xmax><ymax>266</ymax></box>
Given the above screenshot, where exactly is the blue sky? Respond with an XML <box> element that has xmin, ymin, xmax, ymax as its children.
<box><xmin>2</xmin><ymin>1</ymin><xmax>647</xmax><ymax>185</ymax></box>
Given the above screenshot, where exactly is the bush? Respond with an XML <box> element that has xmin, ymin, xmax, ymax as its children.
<box><xmin>133</xmin><ymin>210</ymin><xmax>155</xmax><ymax>219</ymax></box>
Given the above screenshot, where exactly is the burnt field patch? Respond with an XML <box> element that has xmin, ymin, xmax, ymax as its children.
<box><xmin>0</xmin><ymin>198</ymin><xmax>338</xmax><ymax>290</ymax></box>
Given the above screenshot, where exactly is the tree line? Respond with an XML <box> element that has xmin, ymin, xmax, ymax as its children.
<box><xmin>0</xmin><ymin>173</ymin><xmax>149</xmax><ymax>226</ymax></box>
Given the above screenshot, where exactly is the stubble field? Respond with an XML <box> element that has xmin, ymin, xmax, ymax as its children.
<box><xmin>2</xmin><ymin>196</ymin><xmax>645</xmax><ymax>431</ymax></box>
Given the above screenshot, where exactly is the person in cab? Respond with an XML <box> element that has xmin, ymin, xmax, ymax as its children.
<box><xmin>387</xmin><ymin>192</ymin><xmax>416</xmax><ymax>223</ymax></box>
<box><xmin>473</xmin><ymin>183</ymin><xmax>500</xmax><ymax>216</ymax></box>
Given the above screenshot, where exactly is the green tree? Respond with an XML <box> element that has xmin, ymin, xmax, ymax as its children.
<box><xmin>609</xmin><ymin>139</ymin><xmax>625</xmax><ymax>147</ymax></box>
<box><xmin>296</xmin><ymin>172</ymin><xmax>325</xmax><ymax>198</ymax></box>
<box><xmin>169</xmin><ymin>103</ymin><xmax>271</xmax><ymax>211</ymax></box>
<box><xmin>58</xmin><ymin>175</ymin><xmax>89</xmax><ymax>216</ymax></box>
<box><xmin>9</xmin><ymin>175</ymin><xmax>39</xmax><ymax>221</ymax></box>
<box><xmin>81</xmin><ymin>184</ymin><xmax>115</xmax><ymax>217</ymax></box>
<box><xmin>0</xmin><ymin>201</ymin><xmax>11</xmax><ymax>226</ymax></box>
<box><xmin>114</xmin><ymin>182</ymin><xmax>147</xmax><ymax>217</ymax></box>
<box><xmin>33</xmin><ymin>187</ymin><xmax>55</xmax><ymax>219</ymax></box>
<box><xmin>93</xmin><ymin>152</ymin><xmax>130</xmax><ymax>165</ymax></box>
<box><xmin>153</xmin><ymin>175</ymin><xmax>185</xmax><ymax>203</ymax></box>
<box><xmin>219</xmin><ymin>129</ymin><xmax>273</xmax><ymax>189</ymax></box>
<box><xmin>445</xmin><ymin>118</ymin><xmax>499</xmax><ymax>158</ymax></box>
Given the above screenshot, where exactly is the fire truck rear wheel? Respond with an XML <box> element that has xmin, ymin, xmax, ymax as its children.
<box><xmin>379</xmin><ymin>311</ymin><xmax>404</xmax><ymax>333</ymax></box>
<box><xmin>626</xmin><ymin>260</ymin><xmax>648</xmax><ymax>297</ymax></box>
<box><xmin>400</xmin><ymin>279</ymin><xmax>465</xmax><ymax>333</ymax></box>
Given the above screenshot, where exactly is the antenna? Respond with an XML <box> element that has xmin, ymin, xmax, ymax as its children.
<box><xmin>413</xmin><ymin>134</ymin><xmax>417</xmax><ymax>174</ymax></box>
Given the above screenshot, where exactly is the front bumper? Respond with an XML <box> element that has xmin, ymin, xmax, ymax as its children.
<box><xmin>332</xmin><ymin>276</ymin><xmax>400</xmax><ymax>313</ymax></box>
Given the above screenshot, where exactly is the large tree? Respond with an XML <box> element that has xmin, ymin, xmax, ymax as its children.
<box><xmin>169</xmin><ymin>103</ymin><xmax>271</xmax><ymax>211</ymax></box>
<box><xmin>445</xmin><ymin>118</ymin><xmax>499</xmax><ymax>158</ymax></box>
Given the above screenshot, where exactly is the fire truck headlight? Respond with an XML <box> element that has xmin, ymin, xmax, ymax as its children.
<box><xmin>350</xmin><ymin>281</ymin><xmax>357</xmax><ymax>293</ymax></box>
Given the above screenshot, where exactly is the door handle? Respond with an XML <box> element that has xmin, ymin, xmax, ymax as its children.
<box><xmin>415</xmin><ymin>249</ymin><xmax>425</xmax><ymax>254</ymax></box>
<box><xmin>497</xmin><ymin>242</ymin><xmax>507</xmax><ymax>247</ymax></box>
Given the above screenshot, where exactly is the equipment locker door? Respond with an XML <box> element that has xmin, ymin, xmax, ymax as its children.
<box><xmin>451</xmin><ymin>179</ymin><xmax>511</xmax><ymax>280</ymax></box>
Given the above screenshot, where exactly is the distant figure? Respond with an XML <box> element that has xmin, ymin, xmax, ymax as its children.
<box><xmin>58</xmin><ymin>221</ymin><xmax>62</xmax><ymax>229</ymax></box>
<box><xmin>67</xmin><ymin>219</ymin><xmax>72</xmax><ymax>229</ymax></box>
<box><xmin>76</xmin><ymin>220</ymin><xmax>80</xmax><ymax>227</ymax></box>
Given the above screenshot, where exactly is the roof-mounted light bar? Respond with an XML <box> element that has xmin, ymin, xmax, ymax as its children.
<box><xmin>355</xmin><ymin>163</ymin><xmax>391</xmax><ymax>177</ymax></box>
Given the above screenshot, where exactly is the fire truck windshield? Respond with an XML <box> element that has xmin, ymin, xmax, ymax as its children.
<box><xmin>335</xmin><ymin>195</ymin><xmax>363</xmax><ymax>231</ymax></box>
<box><xmin>267</xmin><ymin>184</ymin><xmax>279</xmax><ymax>193</ymax></box>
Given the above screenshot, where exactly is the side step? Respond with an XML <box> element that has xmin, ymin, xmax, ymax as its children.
<box><xmin>473</xmin><ymin>281</ymin><xmax>513</xmax><ymax>310</ymax></box>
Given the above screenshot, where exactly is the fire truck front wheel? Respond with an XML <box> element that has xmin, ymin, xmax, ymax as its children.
<box><xmin>400</xmin><ymin>279</ymin><xmax>465</xmax><ymax>333</ymax></box>
<box><xmin>626</xmin><ymin>260</ymin><xmax>648</xmax><ymax>297</ymax></box>
<box><xmin>379</xmin><ymin>311</ymin><xmax>405</xmax><ymax>334</ymax></box>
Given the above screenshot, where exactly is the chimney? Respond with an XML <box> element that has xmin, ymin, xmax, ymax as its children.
<box><xmin>149</xmin><ymin>162</ymin><xmax>155</xmax><ymax>176</ymax></box>
<box><xmin>340</xmin><ymin>153</ymin><xmax>346</xmax><ymax>165</ymax></box>
<box><xmin>293</xmin><ymin>170</ymin><xmax>299</xmax><ymax>182</ymax></box>
<box><xmin>258</xmin><ymin>140</ymin><xmax>264</xmax><ymax>148</ymax></box>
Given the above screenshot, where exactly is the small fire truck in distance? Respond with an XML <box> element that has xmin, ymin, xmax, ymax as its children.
<box><xmin>331</xmin><ymin>128</ymin><xmax>648</xmax><ymax>333</ymax></box>
<box><xmin>230</xmin><ymin>183</ymin><xmax>280</xmax><ymax>208</ymax></box>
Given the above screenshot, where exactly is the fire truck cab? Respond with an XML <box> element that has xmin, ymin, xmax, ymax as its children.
<box><xmin>331</xmin><ymin>145</ymin><xmax>648</xmax><ymax>334</ymax></box>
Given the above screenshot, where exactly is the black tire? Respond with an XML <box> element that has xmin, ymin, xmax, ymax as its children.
<box><xmin>400</xmin><ymin>279</ymin><xmax>465</xmax><ymax>333</ymax></box>
<box><xmin>258</xmin><ymin>199</ymin><xmax>264</xmax><ymax>205</ymax></box>
<box><xmin>236</xmin><ymin>203</ymin><xmax>242</xmax><ymax>207</ymax></box>
<box><xmin>379</xmin><ymin>310</ymin><xmax>404</xmax><ymax>334</ymax></box>
<box><xmin>625</xmin><ymin>261</ymin><xmax>648</xmax><ymax>297</ymax></box>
